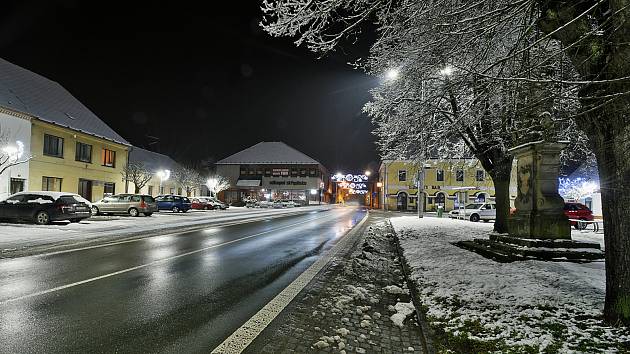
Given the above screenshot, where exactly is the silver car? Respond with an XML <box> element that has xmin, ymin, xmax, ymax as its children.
<box><xmin>91</xmin><ymin>194</ymin><xmax>158</xmax><ymax>217</ymax></box>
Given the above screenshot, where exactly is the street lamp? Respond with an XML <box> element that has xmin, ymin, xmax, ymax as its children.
<box><xmin>439</xmin><ymin>66</ymin><xmax>454</xmax><ymax>76</ymax></box>
<box><xmin>385</xmin><ymin>68</ymin><xmax>400</xmax><ymax>81</ymax></box>
<box><xmin>365</xmin><ymin>170</ymin><xmax>371</xmax><ymax>176</ymax></box>
<box><xmin>157</xmin><ymin>169</ymin><xmax>170</xmax><ymax>194</ymax></box>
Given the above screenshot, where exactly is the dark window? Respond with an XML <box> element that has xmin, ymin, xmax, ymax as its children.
<box><xmin>43</xmin><ymin>134</ymin><xmax>64</xmax><ymax>157</ymax></box>
<box><xmin>142</xmin><ymin>196</ymin><xmax>155</xmax><ymax>203</ymax></box>
<box><xmin>299</xmin><ymin>169</ymin><xmax>307</xmax><ymax>177</ymax></box>
<box><xmin>240</xmin><ymin>167</ymin><xmax>247</xmax><ymax>175</ymax></box>
<box><xmin>42</xmin><ymin>176</ymin><xmax>62</xmax><ymax>191</ymax></box>
<box><xmin>59</xmin><ymin>195</ymin><xmax>84</xmax><ymax>204</ymax></box>
<box><xmin>177</xmin><ymin>188</ymin><xmax>182</xmax><ymax>195</ymax></box>
<box><xmin>148</xmin><ymin>186</ymin><xmax>154</xmax><ymax>196</ymax></box>
<box><xmin>75</xmin><ymin>142</ymin><xmax>92</xmax><ymax>163</ymax></box>
<box><xmin>104</xmin><ymin>182</ymin><xmax>115</xmax><ymax>195</ymax></box>
<box><xmin>436</xmin><ymin>169</ymin><xmax>444</xmax><ymax>182</ymax></box>
<box><xmin>256</xmin><ymin>168</ymin><xmax>263</xmax><ymax>175</ymax></box>
<box><xmin>476</xmin><ymin>170</ymin><xmax>485</xmax><ymax>182</ymax></box>
<box><xmin>264</xmin><ymin>169</ymin><xmax>271</xmax><ymax>177</ymax></box>
<box><xmin>309</xmin><ymin>169</ymin><xmax>317</xmax><ymax>177</ymax></box>
<box><xmin>101</xmin><ymin>149</ymin><xmax>116</xmax><ymax>167</ymax></box>
<box><xmin>248</xmin><ymin>169</ymin><xmax>255</xmax><ymax>175</ymax></box>
<box><xmin>456</xmin><ymin>169</ymin><xmax>464</xmax><ymax>182</ymax></box>
<box><xmin>398</xmin><ymin>170</ymin><xmax>407</xmax><ymax>182</ymax></box>
<box><xmin>10</xmin><ymin>178</ymin><xmax>25</xmax><ymax>194</ymax></box>
<box><xmin>131</xmin><ymin>195</ymin><xmax>142</xmax><ymax>202</ymax></box>
<box><xmin>290</xmin><ymin>168</ymin><xmax>298</xmax><ymax>177</ymax></box>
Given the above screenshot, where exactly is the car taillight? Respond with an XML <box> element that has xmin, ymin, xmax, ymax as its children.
<box><xmin>140</xmin><ymin>200</ymin><xmax>147</xmax><ymax>208</ymax></box>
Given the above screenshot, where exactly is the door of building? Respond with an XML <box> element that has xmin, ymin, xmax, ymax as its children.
<box><xmin>78</xmin><ymin>179</ymin><xmax>92</xmax><ymax>201</ymax></box>
<box><xmin>397</xmin><ymin>192</ymin><xmax>408</xmax><ymax>211</ymax></box>
<box><xmin>10</xmin><ymin>178</ymin><xmax>25</xmax><ymax>195</ymax></box>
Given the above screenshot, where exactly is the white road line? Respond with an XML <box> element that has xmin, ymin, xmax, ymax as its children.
<box><xmin>39</xmin><ymin>209</ymin><xmax>326</xmax><ymax>257</ymax></box>
<box><xmin>211</xmin><ymin>211</ymin><xmax>369</xmax><ymax>354</ymax></box>
<box><xmin>0</xmin><ymin>216</ymin><xmax>327</xmax><ymax>305</ymax></box>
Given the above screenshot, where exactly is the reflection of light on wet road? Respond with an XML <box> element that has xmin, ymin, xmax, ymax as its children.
<box><xmin>0</xmin><ymin>303</ymin><xmax>31</xmax><ymax>337</ymax></box>
<box><xmin>0</xmin><ymin>258</ymin><xmax>38</xmax><ymax>300</ymax></box>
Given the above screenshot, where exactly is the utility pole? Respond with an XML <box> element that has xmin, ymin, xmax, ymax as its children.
<box><xmin>417</xmin><ymin>166</ymin><xmax>424</xmax><ymax>218</ymax></box>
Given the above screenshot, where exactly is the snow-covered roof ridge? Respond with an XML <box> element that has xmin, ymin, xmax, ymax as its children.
<box><xmin>216</xmin><ymin>141</ymin><xmax>322</xmax><ymax>165</ymax></box>
<box><xmin>0</xmin><ymin>57</ymin><xmax>130</xmax><ymax>146</ymax></box>
<box><xmin>128</xmin><ymin>147</ymin><xmax>179</xmax><ymax>172</ymax></box>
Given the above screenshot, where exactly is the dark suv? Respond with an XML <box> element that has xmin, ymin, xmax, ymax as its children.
<box><xmin>156</xmin><ymin>195</ymin><xmax>192</xmax><ymax>213</ymax></box>
<box><xmin>0</xmin><ymin>192</ymin><xmax>92</xmax><ymax>225</ymax></box>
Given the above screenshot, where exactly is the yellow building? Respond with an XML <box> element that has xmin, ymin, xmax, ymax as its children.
<box><xmin>378</xmin><ymin>159</ymin><xmax>517</xmax><ymax>211</ymax></box>
<box><xmin>0</xmin><ymin>57</ymin><xmax>130</xmax><ymax>201</ymax></box>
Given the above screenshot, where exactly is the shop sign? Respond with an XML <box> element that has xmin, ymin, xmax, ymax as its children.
<box><xmin>269</xmin><ymin>180</ymin><xmax>308</xmax><ymax>186</ymax></box>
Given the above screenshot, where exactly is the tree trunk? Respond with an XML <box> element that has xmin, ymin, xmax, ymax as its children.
<box><xmin>584</xmin><ymin>111</ymin><xmax>630</xmax><ymax>326</ymax></box>
<box><xmin>487</xmin><ymin>160</ymin><xmax>513</xmax><ymax>234</ymax></box>
<box><xmin>134</xmin><ymin>185</ymin><xmax>140</xmax><ymax>193</ymax></box>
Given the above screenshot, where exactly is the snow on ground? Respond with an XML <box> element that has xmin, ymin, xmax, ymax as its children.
<box><xmin>390</xmin><ymin>216</ymin><xmax>629</xmax><ymax>353</ymax></box>
<box><xmin>0</xmin><ymin>206</ymin><xmax>331</xmax><ymax>255</ymax></box>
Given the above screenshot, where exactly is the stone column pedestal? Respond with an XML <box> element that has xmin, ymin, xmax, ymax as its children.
<box><xmin>508</xmin><ymin>141</ymin><xmax>570</xmax><ymax>240</ymax></box>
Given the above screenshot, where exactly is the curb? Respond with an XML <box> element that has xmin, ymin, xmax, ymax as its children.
<box><xmin>389</xmin><ymin>220</ymin><xmax>437</xmax><ymax>354</ymax></box>
<box><xmin>212</xmin><ymin>210</ymin><xmax>370</xmax><ymax>354</ymax></box>
<box><xmin>0</xmin><ymin>207</ymin><xmax>332</xmax><ymax>259</ymax></box>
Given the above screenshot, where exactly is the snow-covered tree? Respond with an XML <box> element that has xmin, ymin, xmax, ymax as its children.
<box><xmin>173</xmin><ymin>166</ymin><xmax>204</xmax><ymax>197</ymax></box>
<box><xmin>121</xmin><ymin>162</ymin><xmax>154</xmax><ymax>194</ymax></box>
<box><xmin>0</xmin><ymin>127</ymin><xmax>30</xmax><ymax>176</ymax></box>
<box><xmin>261</xmin><ymin>0</ymin><xmax>629</xmax><ymax>325</ymax></box>
<box><xmin>206</xmin><ymin>175</ymin><xmax>230</xmax><ymax>198</ymax></box>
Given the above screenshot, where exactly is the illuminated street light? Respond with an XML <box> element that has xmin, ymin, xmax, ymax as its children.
<box><xmin>310</xmin><ymin>189</ymin><xmax>317</xmax><ymax>195</ymax></box>
<box><xmin>439</xmin><ymin>66</ymin><xmax>454</xmax><ymax>76</ymax></box>
<box><xmin>376</xmin><ymin>182</ymin><xmax>383</xmax><ymax>188</ymax></box>
<box><xmin>157</xmin><ymin>169</ymin><xmax>171</xmax><ymax>194</ymax></box>
<box><xmin>385</xmin><ymin>68</ymin><xmax>399</xmax><ymax>81</ymax></box>
<box><xmin>365</xmin><ymin>170</ymin><xmax>371</xmax><ymax>176</ymax></box>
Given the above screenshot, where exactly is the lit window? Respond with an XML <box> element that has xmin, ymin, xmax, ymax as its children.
<box><xmin>42</xmin><ymin>176</ymin><xmax>62</xmax><ymax>191</ymax></box>
<box><xmin>101</xmin><ymin>149</ymin><xmax>116</xmax><ymax>167</ymax></box>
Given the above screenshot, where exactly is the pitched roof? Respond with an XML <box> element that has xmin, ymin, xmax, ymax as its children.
<box><xmin>216</xmin><ymin>141</ymin><xmax>321</xmax><ymax>165</ymax></box>
<box><xmin>0</xmin><ymin>57</ymin><xmax>129</xmax><ymax>145</ymax></box>
<box><xmin>128</xmin><ymin>147</ymin><xmax>179</xmax><ymax>172</ymax></box>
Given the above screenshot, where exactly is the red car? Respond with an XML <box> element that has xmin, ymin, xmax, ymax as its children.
<box><xmin>510</xmin><ymin>203</ymin><xmax>593</xmax><ymax>229</ymax></box>
<box><xmin>564</xmin><ymin>202</ymin><xmax>594</xmax><ymax>229</ymax></box>
<box><xmin>190</xmin><ymin>198</ymin><xmax>213</xmax><ymax>210</ymax></box>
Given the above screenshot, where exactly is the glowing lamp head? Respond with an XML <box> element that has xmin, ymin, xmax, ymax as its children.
<box><xmin>439</xmin><ymin>66</ymin><xmax>454</xmax><ymax>76</ymax></box>
<box><xmin>385</xmin><ymin>68</ymin><xmax>399</xmax><ymax>81</ymax></box>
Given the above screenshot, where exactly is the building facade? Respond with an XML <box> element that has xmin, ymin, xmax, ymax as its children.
<box><xmin>378</xmin><ymin>159</ymin><xmax>518</xmax><ymax>211</ymax></box>
<box><xmin>126</xmin><ymin>147</ymin><xmax>187</xmax><ymax>197</ymax></box>
<box><xmin>216</xmin><ymin>141</ymin><xmax>330</xmax><ymax>205</ymax></box>
<box><xmin>0</xmin><ymin>57</ymin><xmax>130</xmax><ymax>201</ymax></box>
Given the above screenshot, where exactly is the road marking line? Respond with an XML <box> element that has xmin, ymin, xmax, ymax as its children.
<box><xmin>211</xmin><ymin>211</ymin><xmax>369</xmax><ymax>354</ymax></box>
<box><xmin>0</xmin><ymin>217</ymin><xmax>326</xmax><ymax>305</ymax></box>
<box><xmin>37</xmin><ymin>209</ymin><xmax>329</xmax><ymax>257</ymax></box>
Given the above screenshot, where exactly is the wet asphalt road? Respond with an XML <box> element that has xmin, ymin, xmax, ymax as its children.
<box><xmin>0</xmin><ymin>207</ymin><xmax>366</xmax><ymax>353</ymax></box>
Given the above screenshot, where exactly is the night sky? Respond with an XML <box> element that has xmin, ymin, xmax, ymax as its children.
<box><xmin>2</xmin><ymin>1</ymin><xmax>379</xmax><ymax>173</ymax></box>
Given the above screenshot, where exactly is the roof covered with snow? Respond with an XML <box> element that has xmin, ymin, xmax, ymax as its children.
<box><xmin>0</xmin><ymin>57</ymin><xmax>129</xmax><ymax>145</ymax></box>
<box><xmin>128</xmin><ymin>147</ymin><xmax>179</xmax><ymax>172</ymax></box>
<box><xmin>216</xmin><ymin>141</ymin><xmax>322</xmax><ymax>165</ymax></box>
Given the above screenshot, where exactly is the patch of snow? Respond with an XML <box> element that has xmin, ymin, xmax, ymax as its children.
<box><xmin>390</xmin><ymin>302</ymin><xmax>415</xmax><ymax>328</ymax></box>
<box><xmin>384</xmin><ymin>285</ymin><xmax>407</xmax><ymax>295</ymax></box>
<box><xmin>390</xmin><ymin>216</ymin><xmax>630</xmax><ymax>352</ymax></box>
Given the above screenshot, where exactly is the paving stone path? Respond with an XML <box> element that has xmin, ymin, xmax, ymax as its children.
<box><xmin>246</xmin><ymin>214</ymin><xmax>426</xmax><ymax>353</ymax></box>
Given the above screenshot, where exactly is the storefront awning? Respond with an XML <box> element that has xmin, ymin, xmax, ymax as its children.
<box><xmin>236</xmin><ymin>179</ymin><xmax>261</xmax><ymax>187</ymax></box>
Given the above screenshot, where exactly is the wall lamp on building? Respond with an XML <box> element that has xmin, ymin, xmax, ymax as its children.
<box><xmin>376</xmin><ymin>182</ymin><xmax>383</xmax><ymax>188</ymax></box>
<box><xmin>365</xmin><ymin>170</ymin><xmax>371</xmax><ymax>176</ymax></box>
<box><xmin>310</xmin><ymin>189</ymin><xmax>318</xmax><ymax>195</ymax></box>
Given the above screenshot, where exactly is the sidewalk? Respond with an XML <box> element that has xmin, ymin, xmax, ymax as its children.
<box><xmin>245</xmin><ymin>213</ymin><xmax>428</xmax><ymax>353</ymax></box>
<box><xmin>0</xmin><ymin>205</ymin><xmax>332</xmax><ymax>258</ymax></box>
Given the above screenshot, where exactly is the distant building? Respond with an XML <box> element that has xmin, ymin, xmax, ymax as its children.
<box><xmin>215</xmin><ymin>141</ymin><xmax>331</xmax><ymax>205</ymax></box>
<box><xmin>0</xmin><ymin>57</ymin><xmax>129</xmax><ymax>201</ymax></box>
<box><xmin>378</xmin><ymin>159</ymin><xmax>518</xmax><ymax>211</ymax></box>
<box><xmin>127</xmin><ymin>147</ymin><xmax>185</xmax><ymax>196</ymax></box>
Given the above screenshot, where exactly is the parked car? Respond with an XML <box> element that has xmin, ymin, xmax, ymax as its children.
<box><xmin>449</xmin><ymin>203</ymin><xmax>496</xmax><ymax>222</ymax></box>
<box><xmin>258</xmin><ymin>200</ymin><xmax>273</xmax><ymax>208</ymax></box>
<box><xmin>564</xmin><ymin>202</ymin><xmax>594</xmax><ymax>229</ymax></box>
<box><xmin>208</xmin><ymin>197</ymin><xmax>229</xmax><ymax>210</ymax></box>
<box><xmin>91</xmin><ymin>194</ymin><xmax>157</xmax><ymax>216</ymax></box>
<box><xmin>190</xmin><ymin>197</ymin><xmax>213</xmax><ymax>210</ymax></box>
<box><xmin>155</xmin><ymin>195</ymin><xmax>192</xmax><ymax>213</ymax></box>
<box><xmin>0</xmin><ymin>191</ymin><xmax>91</xmax><ymax>225</ymax></box>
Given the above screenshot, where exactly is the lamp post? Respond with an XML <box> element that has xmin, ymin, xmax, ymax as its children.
<box><xmin>157</xmin><ymin>169</ymin><xmax>170</xmax><ymax>195</ymax></box>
